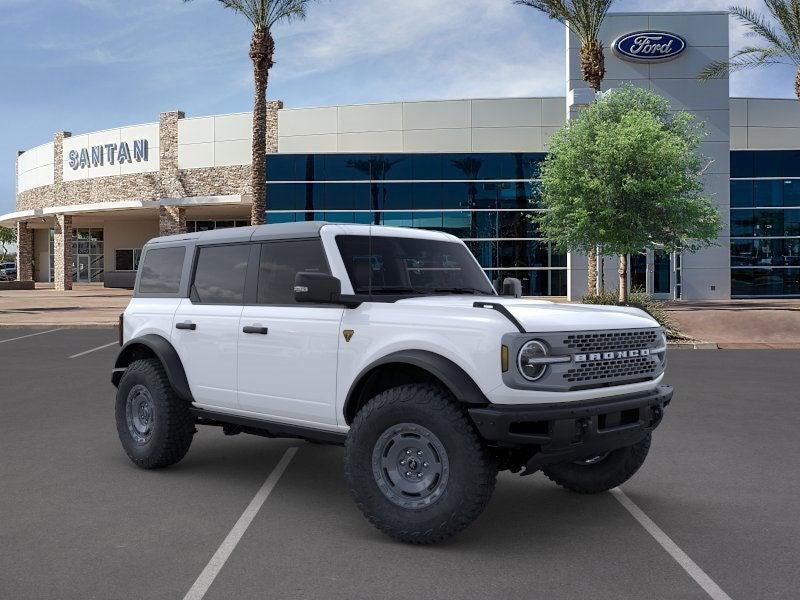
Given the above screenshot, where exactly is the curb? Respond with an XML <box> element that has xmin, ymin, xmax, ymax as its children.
<box><xmin>667</xmin><ymin>341</ymin><xmax>719</xmax><ymax>349</ymax></box>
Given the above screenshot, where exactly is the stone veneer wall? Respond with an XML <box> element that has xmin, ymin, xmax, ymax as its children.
<box><xmin>15</xmin><ymin>103</ymin><xmax>282</xmax><ymax>213</ymax></box>
<box><xmin>15</xmin><ymin>222</ymin><xmax>33</xmax><ymax>281</ymax></box>
<box><xmin>53</xmin><ymin>214</ymin><xmax>73</xmax><ymax>291</ymax></box>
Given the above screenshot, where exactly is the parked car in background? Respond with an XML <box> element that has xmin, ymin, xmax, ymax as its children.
<box><xmin>0</xmin><ymin>262</ymin><xmax>16</xmax><ymax>281</ymax></box>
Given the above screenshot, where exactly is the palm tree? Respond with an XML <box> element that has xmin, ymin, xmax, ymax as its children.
<box><xmin>514</xmin><ymin>0</ymin><xmax>615</xmax><ymax>294</ymax></box>
<box><xmin>185</xmin><ymin>0</ymin><xmax>313</xmax><ymax>225</ymax></box>
<box><xmin>699</xmin><ymin>2</ymin><xmax>800</xmax><ymax>100</ymax></box>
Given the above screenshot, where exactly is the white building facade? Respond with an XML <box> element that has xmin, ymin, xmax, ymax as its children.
<box><xmin>3</xmin><ymin>11</ymin><xmax>799</xmax><ymax>299</ymax></box>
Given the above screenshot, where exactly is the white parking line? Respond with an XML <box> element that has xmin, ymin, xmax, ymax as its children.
<box><xmin>0</xmin><ymin>329</ymin><xmax>62</xmax><ymax>345</ymax></box>
<box><xmin>611</xmin><ymin>488</ymin><xmax>733</xmax><ymax>600</ymax></box>
<box><xmin>183</xmin><ymin>447</ymin><xmax>298</xmax><ymax>600</ymax></box>
<box><xmin>68</xmin><ymin>341</ymin><xmax>118</xmax><ymax>359</ymax></box>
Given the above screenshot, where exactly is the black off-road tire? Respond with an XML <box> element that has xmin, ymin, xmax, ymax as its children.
<box><xmin>115</xmin><ymin>358</ymin><xmax>195</xmax><ymax>469</ymax></box>
<box><xmin>344</xmin><ymin>384</ymin><xmax>497</xmax><ymax>545</ymax></box>
<box><xmin>542</xmin><ymin>434</ymin><xmax>652</xmax><ymax>494</ymax></box>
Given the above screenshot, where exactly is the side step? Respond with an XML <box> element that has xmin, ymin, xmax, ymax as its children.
<box><xmin>190</xmin><ymin>407</ymin><xmax>347</xmax><ymax>445</ymax></box>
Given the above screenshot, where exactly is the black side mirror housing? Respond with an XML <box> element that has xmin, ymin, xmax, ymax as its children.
<box><xmin>294</xmin><ymin>272</ymin><xmax>343</xmax><ymax>304</ymax></box>
<box><xmin>501</xmin><ymin>277</ymin><xmax>522</xmax><ymax>298</ymax></box>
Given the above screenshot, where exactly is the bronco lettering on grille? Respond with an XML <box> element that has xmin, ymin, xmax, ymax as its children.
<box><xmin>574</xmin><ymin>348</ymin><xmax>650</xmax><ymax>363</ymax></box>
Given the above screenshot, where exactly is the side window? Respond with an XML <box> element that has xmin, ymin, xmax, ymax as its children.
<box><xmin>257</xmin><ymin>240</ymin><xmax>329</xmax><ymax>305</ymax></box>
<box><xmin>192</xmin><ymin>244</ymin><xmax>250</xmax><ymax>305</ymax></box>
<box><xmin>138</xmin><ymin>246</ymin><xmax>185</xmax><ymax>295</ymax></box>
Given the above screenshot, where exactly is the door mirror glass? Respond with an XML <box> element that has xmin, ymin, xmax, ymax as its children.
<box><xmin>294</xmin><ymin>272</ymin><xmax>342</xmax><ymax>304</ymax></box>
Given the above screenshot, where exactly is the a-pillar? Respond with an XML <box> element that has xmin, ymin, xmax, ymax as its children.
<box><xmin>16</xmin><ymin>221</ymin><xmax>33</xmax><ymax>282</ymax></box>
<box><xmin>159</xmin><ymin>205</ymin><xmax>186</xmax><ymax>236</ymax></box>
<box><xmin>53</xmin><ymin>214</ymin><xmax>73</xmax><ymax>291</ymax></box>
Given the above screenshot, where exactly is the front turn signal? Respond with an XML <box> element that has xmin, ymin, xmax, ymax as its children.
<box><xmin>501</xmin><ymin>345</ymin><xmax>509</xmax><ymax>372</ymax></box>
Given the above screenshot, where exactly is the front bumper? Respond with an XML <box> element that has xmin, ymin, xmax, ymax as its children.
<box><xmin>468</xmin><ymin>385</ymin><xmax>672</xmax><ymax>474</ymax></box>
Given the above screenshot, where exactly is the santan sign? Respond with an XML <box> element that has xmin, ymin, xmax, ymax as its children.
<box><xmin>68</xmin><ymin>139</ymin><xmax>149</xmax><ymax>170</ymax></box>
<box><xmin>613</xmin><ymin>31</ymin><xmax>686</xmax><ymax>62</ymax></box>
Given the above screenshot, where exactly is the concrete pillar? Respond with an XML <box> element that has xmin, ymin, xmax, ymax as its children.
<box><xmin>159</xmin><ymin>205</ymin><xmax>186</xmax><ymax>236</ymax></box>
<box><xmin>53</xmin><ymin>214</ymin><xmax>73</xmax><ymax>291</ymax></box>
<box><xmin>16</xmin><ymin>221</ymin><xmax>33</xmax><ymax>282</ymax></box>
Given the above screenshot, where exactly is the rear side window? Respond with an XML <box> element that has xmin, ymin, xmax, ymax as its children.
<box><xmin>138</xmin><ymin>246</ymin><xmax>186</xmax><ymax>295</ymax></box>
<box><xmin>257</xmin><ymin>240</ymin><xmax>329</xmax><ymax>305</ymax></box>
<box><xmin>192</xmin><ymin>244</ymin><xmax>251</xmax><ymax>304</ymax></box>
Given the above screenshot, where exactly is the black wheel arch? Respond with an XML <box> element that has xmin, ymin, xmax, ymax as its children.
<box><xmin>343</xmin><ymin>349</ymin><xmax>488</xmax><ymax>424</ymax></box>
<box><xmin>112</xmin><ymin>334</ymin><xmax>193</xmax><ymax>402</ymax></box>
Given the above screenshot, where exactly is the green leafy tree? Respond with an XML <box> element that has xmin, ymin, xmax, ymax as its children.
<box><xmin>699</xmin><ymin>2</ymin><xmax>800</xmax><ymax>100</ymax></box>
<box><xmin>0</xmin><ymin>226</ymin><xmax>15</xmax><ymax>263</ymax></box>
<box><xmin>535</xmin><ymin>84</ymin><xmax>722</xmax><ymax>302</ymax></box>
<box><xmin>184</xmin><ymin>0</ymin><xmax>314</xmax><ymax>225</ymax></box>
<box><xmin>515</xmin><ymin>0</ymin><xmax>616</xmax><ymax>293</ymax></box>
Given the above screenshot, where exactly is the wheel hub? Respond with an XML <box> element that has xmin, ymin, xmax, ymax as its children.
<box><xmin>126</xmin><ymin>384</ymin><xmax>154</xmax><ymax>445</ymax></box>
<box><xmin>372</xmin><ymin>423</ymin><xmax>449</xmax><ymax>509</ymax></box>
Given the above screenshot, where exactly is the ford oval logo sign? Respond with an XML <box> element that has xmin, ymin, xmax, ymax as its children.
<box><xmin>613</xmin><ymin>31</ymin><xmax>686</xmax><ymax>62</ymax></box>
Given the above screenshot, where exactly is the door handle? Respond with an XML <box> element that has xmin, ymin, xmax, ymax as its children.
<box><xmin>242</xmin><ymin>325</ymin><xmax>269</xmax><ymax>335</ymax></box>
<box><xmin>175</xmin><ymin>322</ymin><xmax>196</xmax><ymax>330</ymax></box>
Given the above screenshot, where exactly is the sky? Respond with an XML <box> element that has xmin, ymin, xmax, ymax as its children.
<box><xmin>0</xmin><ymin>0</ymin><xmax>797</xmax><ymax>216</ymax></box>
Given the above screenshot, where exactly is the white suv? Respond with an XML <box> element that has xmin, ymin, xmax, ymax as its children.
<box><xmin>113</xmin><ymin>222</ymin><xmax>671</xmax><ymax>544</ymax></box>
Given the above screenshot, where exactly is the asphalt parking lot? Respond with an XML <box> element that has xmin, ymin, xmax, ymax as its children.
<box><xmin>1</xmin><ymin>328</ymin><xmax>799</xmax><ymax>599</ymax></box>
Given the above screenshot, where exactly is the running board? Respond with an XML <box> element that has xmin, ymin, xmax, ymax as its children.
<box><xmin>190</xmin><ymin>407</ymin><xmax>347</xmax><ymax>445</ymax></box>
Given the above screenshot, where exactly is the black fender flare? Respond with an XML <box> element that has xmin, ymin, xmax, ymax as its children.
<box><xmin>344</xmin><ymin>350</ymin><xmax>488</xmax><ymax>423</ymax></box>
<box><xmin>111</xmin><ymin>334</ymin><xmax>193</xmax><ymax>401</ymax></box>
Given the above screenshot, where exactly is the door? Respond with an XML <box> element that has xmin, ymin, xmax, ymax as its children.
<box><xmin>652</xmin><ymin>249</ymin><xmax>672</xmax><ymax>298</ymax></box>
<box><xmin>77</xmin><ymin>255</ymin><xmax>90</xmax><ymax>282</ymax></box>
<box><xmin>171</xmin><ymin>243</ymin><xmax>252</xmax><ymax>411</ymax></box>
<box><xmin>237</xmin><ymin>239</ymin><xmax>343</xmax><ymax>427</ymax></box>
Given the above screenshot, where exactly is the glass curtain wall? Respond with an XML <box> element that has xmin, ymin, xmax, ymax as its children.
<box><xmin>731</xmin><ymin>150</ymin><xmax>800</xmax><ymax>297</ymax></box>
<box><xmin>264</xmin><ymin>153</ymin><xmax>567</xmax><ymax>296</ymax></box>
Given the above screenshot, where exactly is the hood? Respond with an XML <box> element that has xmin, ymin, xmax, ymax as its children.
<box><xmin>396</xmin><ymin>295</ymin><xmax>659</xmax><ymax>332</ymax></box>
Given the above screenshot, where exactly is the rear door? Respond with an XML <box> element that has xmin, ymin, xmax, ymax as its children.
<box><xmin>171</xmin><ymin>243</ymin><xmax>253</xmax><ymax>411</ymax></box>
<box><xmin>237</xmin><ymin>239</ymin><xmax>344</xmax><ymax>427</ymax></box>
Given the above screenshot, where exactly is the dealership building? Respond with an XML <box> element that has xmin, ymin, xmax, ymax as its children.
<box><xmin>4</xmin><ymin>10</ymin><xmax>800</xmax><ymax>299</ymax></box>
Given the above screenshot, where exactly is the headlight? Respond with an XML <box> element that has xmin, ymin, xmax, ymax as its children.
<box><xmin>517</xmin><ymin>340</ymin><xmax>549</xmax><ymax>381</ymax></box>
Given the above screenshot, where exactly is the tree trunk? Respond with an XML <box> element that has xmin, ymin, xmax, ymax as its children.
<box><xmin>587</xmin><ymin>246</ymin><xmax>598</xmax><ymax>296</ymax></box>
<box><xmin>618</xmin><ymin>254</ymin><xmax>628</xmax><ymax>303</ymax></box>
<box><xmin>249</xmin><ymin>29</ymin><xmax>275</xmax><ymax>226</ymax></box>
<box><xmin>796</xmin><ymin>67</ymin><xmax>800</xmax><ymax>102</ymax></box>
<box><xmin>580</xmin><ymin>40</ymin><xmax>605</xmax><ymax>92</ymax></box>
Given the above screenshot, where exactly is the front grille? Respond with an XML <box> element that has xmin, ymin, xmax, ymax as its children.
<box><xmin>563</xmin><ymin>330</ymin><xmax>659</xmax><ymax>353</ymax></box>
<box><xmin>564</xmin><ymin>356</ymin><xmax>657</xmax><ymax>384</ymax></box>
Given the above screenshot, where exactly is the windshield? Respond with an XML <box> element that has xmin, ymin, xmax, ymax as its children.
<box><xmin>335</xmin><ymin>235</ymin><xmax>496</xmax><ymax>296</ymax></box>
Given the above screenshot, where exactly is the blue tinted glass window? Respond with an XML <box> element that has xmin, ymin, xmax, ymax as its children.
<box><xmin>381</xmin><ymin>183</ymin><xmax>413</xmax><ymax>211</ymax></box>
<box><xmin>442</xmin><ymin>211</ymin><xmax>472</xmax><ymax>237</ymax></box>
<box><xmin>475</xmin><ymin>153</ymin><xmax>506</xmax><ymax>179</ymax></box>
<box><xmin>517</xmin><ymin>153</ymin><xmax>546</xmax><ymax>179</ymax></box>
<box><xmin>781</xmin><ymin>150</ymin><xmax>800</xmax><ymax>177</ymax></box>
<box><xmin>731</xmin><ymin>210</ymin><xmax>753</xmax><ymax>236</ymax></box>
<box><xmin>754</xmin><ymin>180</ymin><xmax>783</xmax><ymax>207</ymax></box>
<box><xmin>412</xmin><ymin>182</ymin><xmax>442</xmax><ymax>210</ymax></box>
<box><xmin>297</xmin><ymin>183</ymin><xmax>324</xmax><ymax>211</ymax></box>
<box><xmin>354</xmin><ymin>211</ymin><xmax>375</xmax><ymax>224</ymax></box>
<box><xmin>266</xmin><ymin>212</ymin><xmax>296</xmax><ymax>224</ymax></box>
<box><xmin>783</xmin><ymin>180</ymin><xmax>800</xmax><ymax>207</ymax></box>
<box><xmin>266</xmin><ymin>184</ymin><xmax>298</xmax><ymax>211</ymax></box>
<box><xmin>323</xmin><ymin>155</ymin><xmax>363</xmax><ymax>180</ymax></box>
<box><xmin>754</xmin><ymin>151</ymin><xmax>782</xmax><ymax>177</ymax></box>
<box><xmin>441</xmin><ymin>183</ymin><xmax>470</xmax><ymax>209</ymax></box>
<box><xmin>730</xmin><ymin>151</ymin><xmax>753</xmax><ymax>178</ymax></box>
<box><xmin>412</xmin><ymin>155</ymin><xmax>443</xmax><ymax>180</ymax></box>
<box><xmin>266</xmin><ymin>155</ymin><xmax>297</xmax><ymax>181</ymax></box>
<box><xmin>786</xmin><ymin>209</ymin><xmax>800</xmax><ymax>235</ymax></box>
<box><xmin>443</xmin><ymin>154</ymin><xmax>477</xmax><ymax>179</ymax></box>
<box><xmin>730</xmin><ymin>181</ymin><xmax>753</xmax><ymax>208</ymax></box>
<box><xmin>413</xmin><ymin>212</ymin><xmax>443</xmax><ymax>229</ymax></box>
<box><xmin>325</xmin><ymin>183</ymin><xmax>354</xmax><ymax>211</ymax></box>
<box><xmin>381</xmin><ymin>212</ymin><xmax>413</xmax><ymax>227</ymax></box>
<box><xmin>732</xmin><ymin>268</ymin><xmax>800</xmax><ymax>296</ymax></box>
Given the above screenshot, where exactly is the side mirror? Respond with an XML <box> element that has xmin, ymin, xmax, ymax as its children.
<box><xmin>294</xmin><ymin>272</ymin><xmax>342</xmax><ymax>304</ymax></box>
<box><xmin>501</xmin><ymin>277</ymin><xmax>522</xmax><ymax>298</ymax></box>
